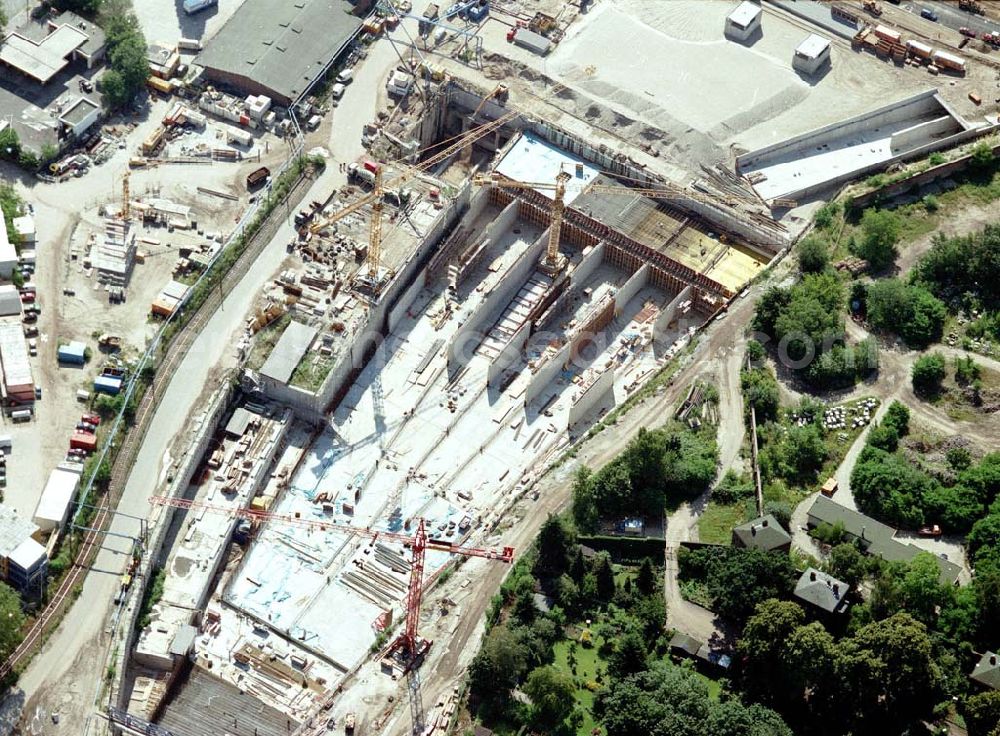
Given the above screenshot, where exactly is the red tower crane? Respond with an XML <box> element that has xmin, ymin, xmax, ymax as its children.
<box><xmin>148</xmin><ymin>495</ymin><xmax>514</xmax><ymax>661</ymax></box>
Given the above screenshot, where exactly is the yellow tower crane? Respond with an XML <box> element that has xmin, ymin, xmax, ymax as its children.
<box><xmin>308</xmin><ymin>106</ymin><xmax>523</xmax><ymax>291</ymax></box>
<box><xmin>472</xmin><ymin>170</ymin><xmax>738</xmax><ymax>277</ymax></box>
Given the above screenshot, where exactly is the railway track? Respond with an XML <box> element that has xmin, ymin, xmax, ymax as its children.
<box><xmin>0</xmin><ymin>168</ymin><xmax>317</xmax><ymax>683</ymax></box>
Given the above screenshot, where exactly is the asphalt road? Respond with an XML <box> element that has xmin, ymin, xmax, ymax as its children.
<box><xmin>909</xmin><ymin>1</ymin><xmax>1000</xmax><ymax>36</ymax></box>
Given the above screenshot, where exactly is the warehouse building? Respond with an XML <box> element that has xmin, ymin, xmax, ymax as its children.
<box><xmin>0</xmin><ymin>11</ymin><xmax>106</xmax><ymax>85</ymax></box>
<box><xmin>195</xmin><ymin>0</ymin><xmax>365</xmax><ymax>106</ymax></box>
<box><xmin>0</xmin><ymin>505</ymin><xmax>47</xmax><ymax>597</ymax></box>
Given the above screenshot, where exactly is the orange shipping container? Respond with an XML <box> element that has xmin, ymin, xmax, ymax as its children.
<box><xmin>70</xmin><ymin>432</ymin><xmax>97</xmax><ymax>452</ymax></box>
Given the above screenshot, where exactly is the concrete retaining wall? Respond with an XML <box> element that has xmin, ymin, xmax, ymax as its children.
<box><xmin>567</xmin><ymin>365</ymin><xmax>615</xmax><ymax>428</ymax></box>
<box><xmin>737</xmin><ymin>89</ymin><xmax>943</xmax><ymax>169</ymax></box>
<box><xmin>572</xmin><ymin>241</ymin><xmax>606</xmax><ymax>286</ymax></box>
<box><xmin>615</xmin><ymin>263</ymin><xmax>649</xmax><ymax>315</ymax></box>
<box><xmin>258</xmin><ymin>185</ymin><xmax>471</xmax><ymax>421</ymax></box>
<box><xmin>447</xmin><ymin>230</ymin><xmax>547</xmax><ymax>374</ymax></box>
<box><xmin>525</xmin><ymin>338</ymin><xmax>572</xmax><ymax>407</ymax></box>
<box><xmin>388</xmin><ymin>266</ymin><xmax>427</xmax><ymax>333</ymax></box>
<box><xmin>655</xmin><ymin>285</ymin><xmax>694</xmax><ymax>335</ymax></box>
<box><xmin>890</xmin><ymin>115</ymin><xmax>958</xmax><ymax>151</ymax></box>
<box><xmin>112</xmin><ymin>382</ymin><xmax>234</xmax><ymax>709</ymax></box>
<box><xmin>487</xmin><ymin>318</ymin><xmax>532</xmax><ymax>389</ymax></box>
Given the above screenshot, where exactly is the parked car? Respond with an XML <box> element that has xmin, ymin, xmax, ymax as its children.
<box><xmin>75</xmin><ymin>422</ymin><xmax>96</xmax><ymax>433</ymax></box>
<box><xmin>920</xmin><ymin>7</ymin><xmax>939</xmax><ymax>21</ymax></box>
<box><xmin>959</xmin><ymin>27</ymin><xmax>978</xmax><ymax>37</ymax></box>
<box><xmin>919</xmin><ymin>524</ymin><xmax>943</xmax><ymax>537</ymax></box>
<box><xmin>82</xmin><ymin>413</ymin><xmax>101</xmax><ymax>426</ymax></box>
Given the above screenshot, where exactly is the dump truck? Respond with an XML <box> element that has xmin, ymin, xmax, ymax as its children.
<box><xmin>862</xmin><ymin>0</ymin><xmax>882</xmax><ymax>16</ymax></box>
<box><xmin>959</xmin><ymin>0</ymin><xmax>984</xmax><ymax>14</ymax></box>
<box><xmin>344</xmin><ymin>714</ymin><xmax>356</xmax><ymax>734</ymax></box>
<box><xmin>246</xmin><ymin>166</ymin><xmax>270</xmax><ymax>190</ymax></box>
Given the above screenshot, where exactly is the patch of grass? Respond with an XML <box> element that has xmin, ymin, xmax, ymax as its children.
<box><xmin>679</xmin><ymin>579</ymin><xmax>714</xmax><ymax>609</ymax></box>
<box><xmin>289</xmin><ymin>351</ymin><xmax>336</xmax><ymax>391</ymax></box>
<box><xmin>246</xmin><ymin>313</ymin><xmax>291</xmax><ymax>371</ymax></box>
<box><xmin>697</xmin><ymin>501</ymin><xmax>753</xmax><ymax>545</ymax></box>
<box><xmin>551</xmin><ymin>635</ymin><xmax>606</xmax><ymax>736</ymax></box>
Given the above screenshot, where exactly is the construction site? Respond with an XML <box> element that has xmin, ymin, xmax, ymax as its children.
<box><xmin>74</xmin><ymin>1</ymin><xmax>1000</xmax><ymax>735</ymax></box>
<box><xmin>116</xmin><ymin>68</ymin><xmax>784</xmax><ymax>734</ymax></box>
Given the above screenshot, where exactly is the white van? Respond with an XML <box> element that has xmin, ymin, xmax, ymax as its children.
<box><xmin>11</xmin><ymin>409</ymin><xmax>31</xmax><ymax>423</ymax></box>
<box><xmin>76</xmin><ymin>389</ymin><xmax>91</xmax><ymax>402</ymax></box>
<box><xmin>331</xmin><ymin>83</ymin><xmax>346</xmax><ymax>100</ymax></box>
<box><xmin>336</xmin><ymin>68</ymin><xmax>354</xmax><ymax>84</ymax></box>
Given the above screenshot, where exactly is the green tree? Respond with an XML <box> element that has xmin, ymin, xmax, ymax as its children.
<box><xmin>741</xmin><ymin>367</ymin><xmax>780</xmax><ymax>422</ymax></box>
<box><xmin>0</xmin><ymin>126</ymin><xmax>20</xmax><ymax>161</ymax></box>
<box><xmin>897</xmin><ymin>553</ymin><xmax>949</xmax><ymax>625</ymax></box>
<box><xmin>0</xmin><ymin>583</ymin><xmax>24</xmax><ymax>661</ymax></box>
<box><xmin>911</xmin><ymin>352</ymin><xmax>946</xmax><ymax>397</ymax></box>
<box><xmin>607</xmin><ymin>625</ymin><xmax>647</xmax><ymax>680</ymax></box>
<box><xmin>965</xmin><ymin>691</ymin><xmax>1000</xmax><ymax>736</ymax></box>
<box><xmin>636</xmin><ymin>557</ymin><xmax>656</xmax><ymax>596</ymax></box>
<box><xmin>523</xmin><ymin>665</ymin><xmax>576</xmax><ymax>731</ymax></box>
<box><xmin>850</xmin><ymin>446</ymin><xmax>934</xmax><ymax>528</ymax></box>
<box><xmin>777</xmin><ymin>423</ymin><xmax>827</xmax><ymax>481</ymax></box>
<box><xmin>571</xmin><ymin>466</ymin><xmax>598</xmax><ymax>533</ymax></box>
<box><xmin>705</xmin><ymin>701</ymin><xmax>793</xmax><ymax>736</ymax></box>
<box><xmin>593</xmin><ymin>551</ymin><xmax>616</xmax><ymax>602</ymax></box>
<box><xmin>535</xmin><ymin>514</ymin><xmax>575</xmax><ymax>578</ymax></box>
<box><xmin>738</xmin><ymin>599</ymin><xmax>805</xmax><ymax>704</ymax></box>
<box><xmin>468</xmin><ymin>626</ymin><xmax>528</xmax><ymax>706</ymax></box>
<box><xmin>842</xmin><ymin>613</ymin><xmax>943</xmax><ymax>729</ymax></box>
<box><xmin>854</xmin><ymin>209</ymin><xmax>900</xmax><ymax>271</ymax></box>
<box><xmin>865</xmin><ymin>279</ymin><xmax>946</xmax><ymax>348</ymax></box>
<box><xmin>707</xmin><ymin>550</ymin><xmax>796</xmax><ymax>623</ymax></box>
<box><xmin>826</xmin><ymin>543</ymin><xmax>870</xmax><ymax>589</ymax></box>
<box><xmin>955</xmin><ymin>355</ymin><xmax>982</xmax><ymax>386</ymax></box>
<box><xmin>597</xmin><ymin>661</ymin><xmax>710</xmax><ymax>736</ymax></box>
<box><xmin>967</xmin><ymin>513</ymin><xmax>1000</xmax><ymax>565</ymax></box>
<box><xmin>866</xmin><ymin>422</ymin><xmax>899</xmax><ymax>453</ymax></box>
<box><xmin>882</xmin><ymin>401</ymin><xmax>910</xmax><ymax>436</ymax></box>
<box><xmin>797</xmin><ymin>235</ymin><xmax>830</xmax><ymax>274</ymax></box>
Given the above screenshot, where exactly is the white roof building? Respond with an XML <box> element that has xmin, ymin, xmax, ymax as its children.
<box><xmin>12</xmin><ymin>215</ymin><xmax>34</xmax><ymax>243</ymax></box>
<box><xmin>33</xmin><ymin>464</ymin><xmax>83</xmax><ymax>532</ymax></box>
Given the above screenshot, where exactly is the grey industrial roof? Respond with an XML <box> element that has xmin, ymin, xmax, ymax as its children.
<box><xmin>196</xmin><ymin>0</ymin><xmax>363</xmax><ymax>103</ymax></box>
<box><xmin>669</xmin><ymin>632</ymin><xmax>702</xmax><ymax>657</ymax></box>
<box><xmin>0</xmin><ymin>286</ymin><xmax>21</xmax><ymax>317</ymax></box>
<box><xmin>60</xmin><ymin>97</ymin><xmax>99</xmax><ymax>126</ymax></box>
<box><xmin>971</xmin><ymin>652</ymin><xmax>1000</xmax><ymax>690</ymax></box>
<box><xmin>806</xmin><ymin>496</ymin><xmax>962</xmax><ymax>585</ymax></box>
<box><xmin>732</xmin><ymin>515</ymin><xmax>791</xmax><ymax>552</ymax></box>
<box><xmin>169</xmin><ymin>624</ymin><xmax>198</xmax><ymax>656</ymax></box>
<box><xmin>0</xmin><ymin>505</ymin><xmax>39</xmax><ymax>559</ymax></box>
<box><xmin>225</xmin><ymin>407</ymin><xmax>255</xmax><ymax>437</ymax></box>
<box><xmin>260</xmin><ymin>321</ymin><xmax>317</xmax><ymax>384</ymax></box>
<box><xmin>794</xmin><ymin>568</ymin><xmax>850</xmax><ymax>614</ymax></box>
<box><xmin>807</xmin><ymin>495</ymin><xmax>894</xmax><ymax>544</ymax></box>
